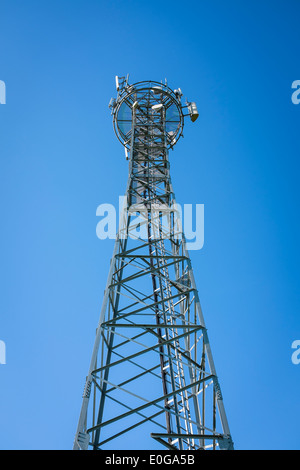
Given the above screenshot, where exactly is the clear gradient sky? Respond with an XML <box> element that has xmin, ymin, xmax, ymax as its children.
<box><xmin>0</xmin><ymin>0</ymin><xmax>299</xmax><ymax>450</ymax></box>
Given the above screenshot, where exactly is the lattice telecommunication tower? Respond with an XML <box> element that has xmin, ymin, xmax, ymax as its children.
<box><xmin>73</xmin><ymin>76</ymin><xmax>233</xmax><ymax>451</ymax></box>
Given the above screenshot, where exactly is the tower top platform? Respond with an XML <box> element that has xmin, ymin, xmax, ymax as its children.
<box><xmin>109</xmin><ymin>77</ymin><xmax>198</xmax><ymax>150</ymax></box>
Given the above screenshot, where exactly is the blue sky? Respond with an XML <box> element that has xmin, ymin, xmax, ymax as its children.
<box><xmin>0</xmin><ymin>0</ymin><xmax>299</xmax><ymax>450</ymax></box>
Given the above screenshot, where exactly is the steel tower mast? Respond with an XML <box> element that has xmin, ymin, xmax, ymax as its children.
<box><xmin>73</xmin><ymin>76</ymin><xmax>233</xmax><ymax>451</ymax></box>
